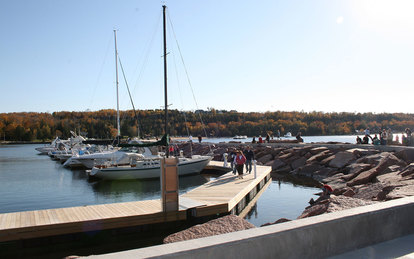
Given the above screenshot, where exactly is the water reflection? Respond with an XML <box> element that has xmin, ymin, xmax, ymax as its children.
<box><xmin>243</xmin><ymin>174</ymin><xmax>319</xmax><ymax>227</ymax></box>
<box><xmin>89</xmin><ymin>174</ymin><xmax>210</xmax><ymax>200</ymax></box>
<box><xmin>245</xmin><ymin>203</ymin><xmax>258</xmax><ymax>219</ymax></box>
<box><xmin>1</xmin><ymin>144</ymin><xmax>320</xmax><ymax>226</ymax></box>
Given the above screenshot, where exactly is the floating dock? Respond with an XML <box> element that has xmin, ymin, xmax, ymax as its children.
<box><xmin>0</xmin><ymin>161</ymin><xmax>271</xmax><ymax>242</ymax></box>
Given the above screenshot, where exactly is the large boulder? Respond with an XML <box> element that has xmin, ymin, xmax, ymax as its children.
<box><xmin>257</xmin><ymin>154</ymin><xmax>273</xmax><ymax>164</ymax></box>
<box><xmin>294</xmin><ymin>146</ymin><xmax>314</xmax><ymax>156</ymax></box>
<box><xmin>291</xmin><ymin>157</ymin><xmax>307</xmax><ymax>170</ymax></box>
<box><xmin>309</xmin><ymin>146</ymin><xmax>329</xmax><ymax>155</ymax></box>
<box><xmin>346</xmin><ymin>148</ymin><xmax>379</xmax><ymax>158</ymax></box>
<box><xmin>347</xmin><ymin>153</ymin><xmax>405</xmax><ymax>186</ymax></box>
<box><xmin>261</xmin><ymin>218</ymin><xmax>291</xmax><ymax>227</ymax></box>
<box><xmin>270</xmin><ymin>159</ymin><xmax>286</xmax><ymax>171</ymax></box>
<box><xmin>321</xmin><ymin>174</ymin><xmax>348</xmax><ymax>191</ymax></box>
<box><xmin>377</xmin><ymin>169</ymin><xmax>403</xmax><ymax>184</ymax></box>
<box><xmin>307</xmin><ymin>150</ymin><xmax>333</xmax><ymax>164</ymax></box>
<box><xmin>395</xmin><ymin>149</ymin><xmax>414</xmax><ymax>163</ymax></box>
<box><xmin>342</xmin><ymin>188</ymin><xmax>356</xmax><ymax>197</ymax></box>
<box><xmin>163</xmin><ymin>215</ymin><xmax>255</xmax><ymax>243</ymax></box>
<box><xmin>328</xmin><ymin>151</ymin><xmax>356</xmax><ymax>168</ymax></box>
<box><xmin>274</xmin><ymin>165</ymin><xmax>292</xmax><ymax>174</ymax></box>
<box><xmin>304</xmin><ymin>152</ymin><xmax>313</xmax><ymax>159</ymax></box>
<box><xmin>386</xmin><ymin>182</ymin><xmax>414</xmax><ymax>199</ymax></box>
<box><xmin>278</xmin><ymin>152</ymin><xmax>294</xmax><ymax>161</ymax></box>
<box><xmin>320</xmin><ymin>155</ymin><xmax>335</xmax><ymax>166</ymax></box>
<box><xmin>292</xmin><ymin>163</ymin><xmax>324</xmax><ymax>177</ymax></box>
<box><xmin>342</xmin><ymin>163</ymin><xmax>373</xmax><ymax>181</ymax></box>
<box><xmin>352</xmin><ymin>182</ymin><xmax>385</xmax><ymax>200</ymax></box>
<box><xmin>298</xmin><ymin>196</ymin><xmax>377</xmax><ymax>219</ymax></box>
<box><xmin>344</xmin><ymin>163</ymin><xmax>373</xmax><ymax>175</ymax></box>
<box><xmin>399</xmin><ymin>163</ymin><xmax>414</xmax><ymax>177</ymax></box>
<box><xmin>312</xmin><ymin>167</ymin><xmax>338</xmax><ymax>181</ymax></box>
<box><xmin>355</xmin><ymin>152</ymin><xmax>404</xmax><ymax>166</ymax></box>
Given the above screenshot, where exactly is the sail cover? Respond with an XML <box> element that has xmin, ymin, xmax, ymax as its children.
<box><xmin>118</xmin><ymin>134</ymin><xmax>169</xmax><ymax>148</ymax></box>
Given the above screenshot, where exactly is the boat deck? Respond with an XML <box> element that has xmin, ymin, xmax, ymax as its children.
<box><xmin>0</xmin><ymin>161</ymin><xmax>271</xmax><ymax>242</ymax></box>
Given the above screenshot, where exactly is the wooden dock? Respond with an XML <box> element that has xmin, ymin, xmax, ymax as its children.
<box><xmin>0</xmin><ymin>161</ymin><xmax>271</xmax><ymax>242</ymax></box>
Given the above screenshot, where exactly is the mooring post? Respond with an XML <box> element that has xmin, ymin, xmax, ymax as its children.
<box><xmin>161</xmin><ymin>157</ymin><xmax>179</xmax><ymax>212</ymax></box>
<box><xmin>253</xmin><ymin>159</ymin><xmax>257</xmax><ymax>178</ymax></box>
<box><xmin>223</xmin><ymin>153</ymin><xmax>228</xmax><ymax>167</ymax></box>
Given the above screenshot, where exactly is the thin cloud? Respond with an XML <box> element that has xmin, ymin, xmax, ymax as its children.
<box><xmin>336</xmin><ymin>16</ymin><xmax>344</xmax><ymax>24</ymax></box>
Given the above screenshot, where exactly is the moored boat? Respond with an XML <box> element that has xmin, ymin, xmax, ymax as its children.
<box><xmin>88</xmin><ymin>5</ymin><xmax>212</xmax><ymax>180</ymax></box>
<box><xmin>89</xmin><ymin>154</ymin><xmax>212</xmax><ymax>180</ymax></box>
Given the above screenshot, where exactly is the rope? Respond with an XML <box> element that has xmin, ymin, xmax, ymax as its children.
<box><xmin>89</xmin><ymin>31</ymin><xmax>113</xmax><ymax>109</ymax></box>
<box><xmin>166</xmin><ymin>9</ymin><xmax>212</xmax><ymax>154</ymax></box>
<box><xmin>132</xmin><ymin>12</ymin><xmax>162</xmax><ymax>94</ymax></box>
<box><xmin>118</xmin><ymin>54</ymin><xmax>142</xmax><ymax>139</ymax></box>
<box><xmin>169</xmin><ymin>37</ymin><xmax>193</xmax><ymax>155</ymax></box>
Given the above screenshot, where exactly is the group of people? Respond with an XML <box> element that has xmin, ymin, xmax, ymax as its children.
<box><xmin>252</xmin><ymin>133</ymin><xmax>272</xmax><ymax>144</ymax></box>
<box><xmin>227</xmin><ymin>146</ymin><xmax>255</xmax><ymax>179</ymax></box>
<box><xmin>356</xmin><ymin>128</ymin><xmax>412</xmax><ymax>146</ymax></box>
<box><xmin>188</xmin><ymin>135</ymin><xmax>203</xmax><ymax>143</ymax></box>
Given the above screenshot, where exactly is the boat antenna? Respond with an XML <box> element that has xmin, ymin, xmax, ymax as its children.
<box><xmin>163</xmin><ymin>5</ymin><xmax>169</xmax><ymax>157</ymax></box>
<box><xmin>114</xmin><ymin>29</ymin><xmax>121</xmax><ymax>145</ymax></box>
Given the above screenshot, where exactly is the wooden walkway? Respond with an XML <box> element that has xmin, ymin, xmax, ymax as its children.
<box><xmin>0</xmin><ymin>161</ymin><xmax>271</xmax><ymax>242</ymax></box>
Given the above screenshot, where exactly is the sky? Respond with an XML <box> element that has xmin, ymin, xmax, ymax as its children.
<box><xmin>1</xmin><ymin>0</ymin><xmax>414</xmax><ymax>114</ymax></box>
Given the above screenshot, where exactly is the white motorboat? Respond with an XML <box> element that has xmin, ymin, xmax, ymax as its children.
<box><xmin>89</xmin><ymin>154</ymin><xmax>212</xmax><ymax>180</ymax></box>
<box><xmin>284</xmin><ymin>132</ymin><xmax>292</xmax><ymax>137</ymax></box>
<box><xmin>35</xmin><ymin>137</ymin><xmax>66</xmax><ymax>155</ymax></box>
<box><xmin>63</xmin><ymin>145</ymin><xmax>154</xmax><ymax>169</ymax></box>
<box><xmin>233</xmin><ymin>135</ymin><xmax>247</xmax><ymax>139</ymax></box>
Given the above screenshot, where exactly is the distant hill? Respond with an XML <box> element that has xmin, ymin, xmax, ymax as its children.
<box><xmin>1</xmin><ymin>110</ymin><xmax>413</xmax><ymax>141</ymax></box>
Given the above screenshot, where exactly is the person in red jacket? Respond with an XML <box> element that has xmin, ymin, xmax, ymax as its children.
<box><xmin>233</xmin><ymin>150</ymin><xmax>246</xmax><ymax>179</ymax></box>
<box><xmin>309</xmin><ymin>183</ymin><xmax>334</xmax><ymax>206</ymax></box>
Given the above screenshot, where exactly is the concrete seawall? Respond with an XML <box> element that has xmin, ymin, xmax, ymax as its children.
<box><xmin>87</xmin><ymin>196</ymin><xmax>414</xmax><ymax>258</ymax></box>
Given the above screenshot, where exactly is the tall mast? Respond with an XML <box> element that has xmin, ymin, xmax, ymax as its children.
<box><xmin>163</xmin><ymin>5</ymin><xmax>169</xmax><ymax>157</ymax></box>
<box><xmin>114</xmin><ymin>30</ymin><xmax>121</xmax><ymax>143</ymax></box>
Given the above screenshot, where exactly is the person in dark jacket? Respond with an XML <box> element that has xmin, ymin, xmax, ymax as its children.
<box><xmin>229</xmin><ymin>148</ymin><xmax>237</xmax><ymax>174</ymax></box>
<box><xmin>296</xmin><ymin>132</ymin><xmax>303</xmax><ymax>143</ymax></box>
<box><xmin>243</xmin><ymin>146</ymin><xmax>255</xmax><ymax>174</ymax></box>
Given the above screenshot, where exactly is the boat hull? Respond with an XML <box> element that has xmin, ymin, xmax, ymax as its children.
<box><xmin>90</xmin><ymin>156</ymin><xmax>212</xmax><ymax>180</ymax></box>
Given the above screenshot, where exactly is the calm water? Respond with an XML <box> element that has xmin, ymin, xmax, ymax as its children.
<box><xmin>200</xmin><ymin>133</ymin><xmax>405</xmax><ymax>145</ymax></box>
<box><xmin>0</xmin><ymin>144</ymin><xmax>319</xmax><ymax>226</ymax></box>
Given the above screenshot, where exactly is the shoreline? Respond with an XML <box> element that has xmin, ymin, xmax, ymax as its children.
<box><xmin>0</xmin><ymin>141</ymin><xmax>49</xmax><ymax>145</ymax></box>
<box><xmin>176</xmin><ymin>141</ymin><xmax>414</xmax><ymax>223</ymax></box>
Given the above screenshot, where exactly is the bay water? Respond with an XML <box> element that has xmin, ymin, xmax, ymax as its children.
<box><xmin>0</xmin><ymin>144</ymin><xmax>319</xmax><ymax>227</ymax></box>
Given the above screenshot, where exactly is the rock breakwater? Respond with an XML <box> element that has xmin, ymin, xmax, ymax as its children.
<box><xmin>174</xmin><ymin>142</ymin><xmax>414</xmax><ymax>228</ymax></box>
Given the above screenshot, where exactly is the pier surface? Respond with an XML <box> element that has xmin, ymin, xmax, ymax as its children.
<box><xmin>0</xmin><ymin>161</ymin><xmax>271</xmax><ymax>242</ymax></box>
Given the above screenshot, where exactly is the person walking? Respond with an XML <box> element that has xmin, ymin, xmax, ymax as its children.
<box><xmin>234</xmin><ymin>150</ymin><xmax>246</xmax><ymax>179</ymax></box>
<box><xmin>265</xmin><ymin>133</ymin><xmax>270</xmax><ymax>143</ymax></box>
<box><xmin>243</xmin><ymin>146</ymin><xmax>255</xmax><ymax>174</ymax></box>
<box><xmin>229</xmin><ymin>148</ymin><xmax>237</xmax><ymax>174</ymax></box>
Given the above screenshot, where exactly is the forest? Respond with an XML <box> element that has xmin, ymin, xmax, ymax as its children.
<box><xmin>1</xmin><ymin>109</ymin><xmax>414</xmax><ymax>141</ymax></box>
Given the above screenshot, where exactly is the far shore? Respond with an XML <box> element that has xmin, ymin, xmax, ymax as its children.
<box><xmin>0</xmin><ymin>141</ymin><xmax>49</xmax><ymax>145</ymax></box>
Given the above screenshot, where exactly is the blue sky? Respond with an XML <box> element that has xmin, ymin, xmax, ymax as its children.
<box><xmin>1</xmin><ymin>0</ymin><xmax>413</xmax><ymax>113</ymax></box>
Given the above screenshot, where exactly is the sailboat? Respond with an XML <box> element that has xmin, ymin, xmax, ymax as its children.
<box><xmin>89</xmin><ymin>5</ymin><xmax>212</xmax><ymax>180</ymax></box>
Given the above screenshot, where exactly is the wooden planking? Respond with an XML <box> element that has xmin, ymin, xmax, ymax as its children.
<box><xmin>0</xmin><ymin>161</ymin><xmax>271</xmax><ymax>242</ymax></box>
<box><xmin>182</xmin><ymin>164</ymin><xmax>271</xmax><ymax>211</ymax></box>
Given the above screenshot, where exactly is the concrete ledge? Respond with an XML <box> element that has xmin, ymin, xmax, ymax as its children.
<box><xmin>87</xmin><ymin>196</ymin><xmax>414</xmax><ymax>259</ymax></box>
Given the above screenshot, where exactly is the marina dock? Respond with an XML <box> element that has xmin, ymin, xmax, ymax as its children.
<box><xmin>0</xmin><ymin>161</ymin><xmax>271</xmax><ymax>242</ymax></box>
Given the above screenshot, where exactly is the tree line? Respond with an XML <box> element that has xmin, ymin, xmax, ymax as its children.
<box><xmin>1</xmin><ymin>109</ymin><xmax>414</xmax><ymax>141</ymax></box>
